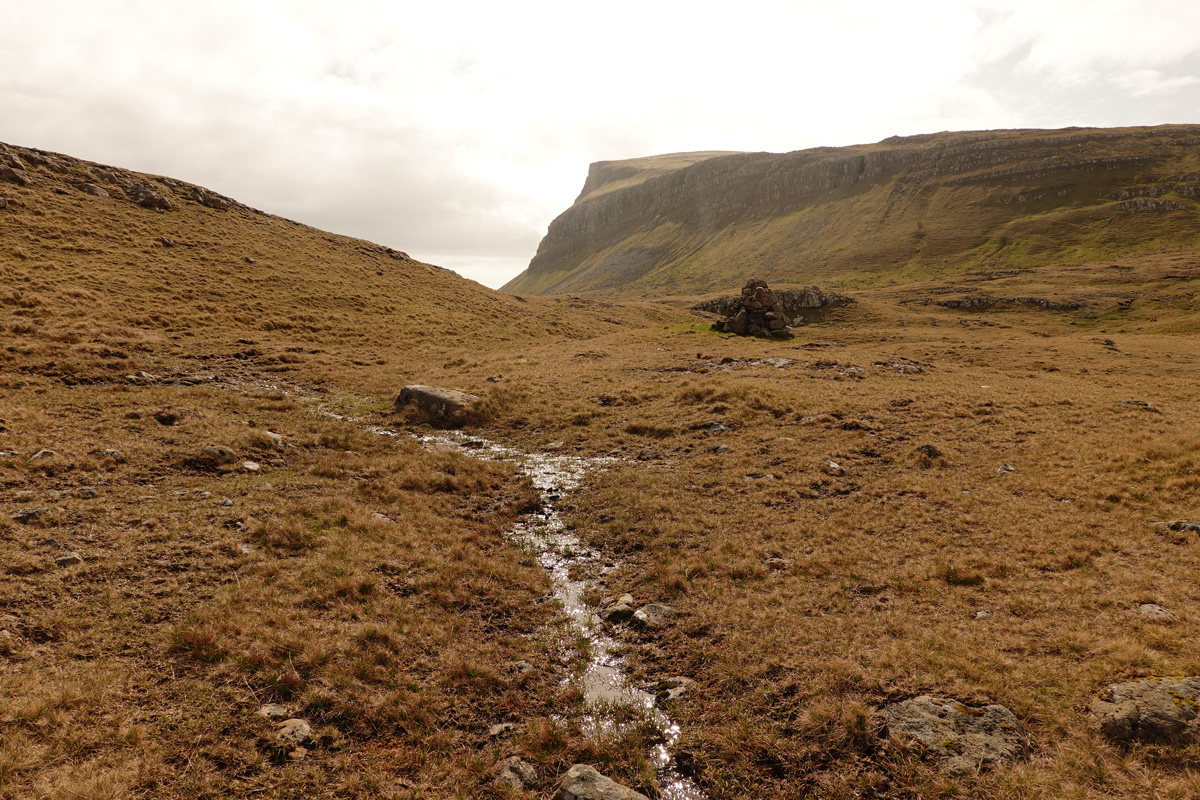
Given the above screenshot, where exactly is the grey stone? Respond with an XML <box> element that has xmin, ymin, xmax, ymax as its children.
<box><xmin>275</xmin><ymin>718</ymin><xmax>312</xmax><ymax>747</ymax></box>
<box><xmin>11</xmin><ymin>507</ymin><xmax>51</xmax><ymax>524</ymax></box>
<box><xmin>506</xmin><ymin>660</ymin><xmax>534</xmax><ymax>676</ymax></box>
<box><xmin>1137</xmin><ymin>603</ymin><xmax>1177</xmax><ymax>621</ymax></box>
<box><xmin>98</xmin><ymin>449</ymin><xmax>125</xmax><ymax>461</ymax></box>
<box><xmin>494</xmin><ymin>756</ymin><xmax>537</xmax><ymax>789</ymax></box>
<box><xmin>76</xmin><ymin>487</ymin><xmax>98</xmax><ymax>499</ymax></box>
<box><xmin>55</xmin><ymin>552</ymin><xmax>84</xmax><ymax>568</ymax></box>
<box><xmin>884</xmin><ymin>695</ymin><xmax>1023</xmax><ymax>774</ymax></box>
<box><xmin>487</xmin><ymin>722</ymin><xmax>518</xmax><ymax>738</ymax></box>
<box><xmin>241</xmin><ymin>461</ymin><xmax>261</xmax><ymax>473</ymax></box>
<box><xmin>394</xmin><ymin>385</ymin><xmax>481</xmax><ymax>427</ymax></box>
<box><xmin>916</xmin><ymin>444</ymin><xmax>943</xmax><ymax>458</ymax></box>
<box><xmin>1091</xmin><ymin>677</ymin><xmax>1200</xmax><ymax>743</ymax></box>
<box><xmin>256</xmin><ymin>704</ymin><xmax>290</xmax><ymax>720</ymax></box>
<box><xmin>552</xmin><ymin>764</ymin><xmax>649</xmax><ymax>800</ymax></box>
<box><xmin>632</xmin><ymin>604</ymin><xmax>672</xmax><ymax>630</ymax></box>
<box><xmin>647</xmin><ymin>676</ymin><xmax>694</xmax><ymax>704</ymax></box>
<box><xmin>997</xmin><ymin>463</ymin><xmax>1017</xmax><ymax>474</ymax></box>
<box><xmin>706</xmin><ymin>423</ymin><xmax>730</xmax><ymax>433</ymax></box>
<box><xmin>30</xmin><ymin>449</ymin><xmax>61</xmax><ymax>461</ymax></box>
<box><xmin>707</xmin><ymin>444</ymin><xmax>730</xmax><ymax>454</ymax></box>
<box><xmin>0</xmin><ymin>196</ymin><xmax>6</xmax><ymax>210</ymax></box>
<box><xmin>371</xmin><ymin>512</ymin><xmax>395</xmax><ymax>524</ymax></box>
<box><xmin>200</xmin><ymin>445</ymin><xmax>237</xmax><ymax>465</ymax></box>
<box><xmin>598</xmin><ymin>594</ymin><xmax>635</xmax><ymax>623</ymax></box>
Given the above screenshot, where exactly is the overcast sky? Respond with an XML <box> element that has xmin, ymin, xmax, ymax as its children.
<box><xmin>3</xmin><ymin>1</ymin><xmax>1200</xmax><ymax>288</ymax></box>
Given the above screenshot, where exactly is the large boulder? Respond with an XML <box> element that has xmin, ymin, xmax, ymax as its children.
<box><xmin>395</xmin><ymin>385</ymin><xmax>481</xmax><ymax>427</ymax></box>
<box><xmin>1091</xmin><ymin>676</ymin><xmax>1200</xmax><ymax>743</ymax></box>
<box><xmin>552</xmin><ymin>765</ymin><xmax>649</xmax><ymax>800</ymax></box>
<box><xmin>883</xmin><ymin>695</ymin><xmax>1023</xmax><ymax>774</ymax></box>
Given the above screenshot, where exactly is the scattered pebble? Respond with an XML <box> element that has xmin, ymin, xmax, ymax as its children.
<box><xmin>823</xmin><ymin>459</ymin><xmax>844</xmax><ymax>475</ymax></box>
<box><xmin>241</xmin><ymin>461</ymin><xmax>261</xmax><ymax>473</ymax></box>
<box><xmin>256</xmin><ymin>704</ymin><xmax>290</xmax><ymax>720</ymax></box>
<box><xmin>487</xmin><ymin>722</ymin><xmax>518</xmax><ymax>738</ymax></box>
<box><xmin>997</xmin><ymin>463</ymin><xmax>1017</xmax><ymax>474</ymax></box>
<box><xmin>76</xmin><ymin>486</ymin><xmax>98</xmax><ymax>498</ymax></box>
<box><xmin>55</xmin><ymin>552</ymin><xmax>84</xmax><ymax>568</ymax></box>
<box><xmin>916</xmin><ymin>444</ymin><xmax>943</xmax><ymax>458</ymax></box>
<box><xmin>29</xmin><ymin>449</ymin><xmax>61</xmax><ymax>461</ymax></box>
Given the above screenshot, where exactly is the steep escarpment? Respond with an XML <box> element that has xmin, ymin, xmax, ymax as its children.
<box><xmin>503</xmin><ymin>125</ymin><xmax>1200</xmax><ymax>296</ymax></box>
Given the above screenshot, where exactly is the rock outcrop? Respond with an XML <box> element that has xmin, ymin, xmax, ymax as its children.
<box><xmin>883</xmin><ymin>695</ymin><xmax>1024</xmax><ymax>774</ymax></box>
<box><xmin>394</xmin><ymin>385</ymin><xmax>481</xmax><ymax>427</ymax></box>
<box><xmin>1091</xmin><ymin>676</ymin><xmax>1200</xmax><ymax>743</ymax></box>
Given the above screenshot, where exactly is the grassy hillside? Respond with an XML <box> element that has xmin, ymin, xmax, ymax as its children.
<box><xmin>8</xmin><ymin>140</ymin><xmax>1200</xmax><ymax>799</ymax></box>
<box><xmin>503</xmin><ymin>125</ymin><xmax>1200</xmax><ymax>296</ymax></box>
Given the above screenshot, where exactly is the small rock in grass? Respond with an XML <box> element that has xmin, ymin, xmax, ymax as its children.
<box><xmin>598</xmin><ymin>594</ymin><xmax>635</xmax><ymax>623</ymax></box>
<box><xmin>200</xmin><ymin>445</ymin><xmax>237</xmax><ymax>465</ymax></box>
<box><xmin>30</xmin><ymin>449</ymin><xmax>61</xmax><ymax>461</ymax></box>
<box><xmin>708</xmin><ymin>444</ymin><xmax>730</xmax><ymax>454</ymax></box>
<box><xmin>275</xmin><ymin>718</ymin><xmax>312</xmax><ymax>748</ymax></box>
<box><xmin>916</xmin><ymin>444</ymin><xmax>943</xmax><ymax>458</ymax></box>
<box><xmin>505</xmin><ymin>660</ymin><xmax>534</xmax><ymax>676</ymax></box>
<box><xmin>11</xmin><ymin>507</ymin><xmax>51</xmax><ymax>524</ymax></box>
<box><xmin>55</xmin><ymin>552</ymin><xmax>84</xmax><ymax>568</ymax></box>
<box><xmin>884</xmin><ymin>695</ymin><xmax>1023</xmax><ymax>774</ymax></box>
<box><xmin>648</xmin><ymin>676</ymin><xmax>694</xmax><ymax>704</ymax></box>
<box><xmin>487</xmin><ymin>722</ymin><xmax>517</xmax><ymax>738</ymax></box>
<box><xmin>822</xmin><ymin>459</ymin><xmax>844</xmax><ymax>475</ymax></box>
<box><xmin>98</xmin><ymin>449</ymin><xmax>125</xmax><ymax>461</ymax></box>
<box><xmin>256</xmin><ymin>704</ymin><xmax>290</xmax><ymax>720</ymax></box>
<box><xmin>553</xmin><ymin>764</ymin><xmax>649</xmax><ymax>800</ymax></box>
<box><xmin>76</xmin><ymin>487</ymin><xmax>98</xmax><ymax>499</ymax></box>
<box><xmin>495</xmin><ymin>756</ymin><xmax>537</xmax><ymax>789</ymax></box>
<box><xmin>1137</xmin><ymin>603</ymin><xmax>1178</xmax><ymax>622</ymax></box>
<box><xmin>153</xmin><ymin>409</ymin><xmax>179</xmax><ymax>426</ymax></box>
<box><xmin>997</xmin><ymin>463</ymin><xmax>1017</xmax><ymax>474</ymax></box>
<box><xmin>632</xmin><ymin>603</ymin><xmax>672</xmax><ymax>630</ymax></box>
<box><xmin>1092</xmin><ymin>676</ymin><xmax>1200</xmax><ymax>743</ymax></box>
<box><xmin>241</xmin><ymin>461</ymin><xmax>261</xmax><ymax>473</ymax></box>
<box><xmin>371</xmin><ymin>512</ymin><xmax>394</xmax><ymax>524</ymax></box>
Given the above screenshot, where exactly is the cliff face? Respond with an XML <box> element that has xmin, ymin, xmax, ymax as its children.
<box><xmin>503</xmin><ymin>126</ymin><xmax>1200</xmax><ymax>296</ymax></box>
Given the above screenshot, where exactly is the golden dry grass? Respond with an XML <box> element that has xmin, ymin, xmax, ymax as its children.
<box><xmin>7</xmin><ymin>142</ymin><xmax>1200</xmax><ymax>798</ymax></box>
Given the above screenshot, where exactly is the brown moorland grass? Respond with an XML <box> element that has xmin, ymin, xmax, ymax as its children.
<box><xmin>7</xmin><ymin>142</ymin><xmax>1200</xmax><ymax>798</ymax></box>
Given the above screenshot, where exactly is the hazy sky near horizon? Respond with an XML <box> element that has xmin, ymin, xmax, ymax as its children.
<box><xmin>3</xmin><ymin>0</ymin><xmax>1200</xmax><ymax>288</ymax></box>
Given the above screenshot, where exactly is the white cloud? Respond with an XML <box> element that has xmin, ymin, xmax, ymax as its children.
<box><xmin>1</xmin><ymin>0</ymin><xmax>1198</xmax><ymax>287</ymax></box>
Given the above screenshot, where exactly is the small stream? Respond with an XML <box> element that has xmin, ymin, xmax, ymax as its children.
<box><xmin>411</xmin><ymin>430</ymin><xmax>706</xmax><ymax>800</ymax></box>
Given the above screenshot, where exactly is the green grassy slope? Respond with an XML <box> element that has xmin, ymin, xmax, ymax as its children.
<box><xmin>503</xmin><ymin>125</ymin><xmax>1200</xmax><ymax>296</ymax></box>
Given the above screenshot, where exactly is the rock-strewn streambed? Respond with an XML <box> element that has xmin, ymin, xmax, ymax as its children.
<box><xmin>412</xmin><ymin>430</ymin><xmax>706</xmax><ymax>800</ymax></box>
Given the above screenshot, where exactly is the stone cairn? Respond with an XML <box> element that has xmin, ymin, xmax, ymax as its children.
<box><xmin>711</xmin><ymin>279</ymin><xmax>796</xmax><ymax>338</ymax></box>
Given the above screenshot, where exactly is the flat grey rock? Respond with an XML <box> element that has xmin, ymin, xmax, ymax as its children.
<box><xmin>632</xmin><ymin>603</ymin><xmax>672</xmax><ymax>630</ymax></box>
<box><xmin>552</xmin><ymin>764</ymin><xmax>649</xmax><ymax>800</ymax></box>
<box><xmin>394</xmin><ymin>385</ymin><xmax>481</xmax><ymax>427</ymax></box>
<box><xmin>55</xmin><ymin>552</ymin><xmax>84</xmax><ymax>568</ymax></box>
<box><xmin>275</xmin><ymin>718</ymin><xmax>312</xmax><ymax>748</ymax></box>
<box><xmin>494</xmin><ymin>756</ymin><xmax>537</xmax><ymax>789</ymax></box>
<box><xmin>1091</xmin><ymin>676</ymin><xmax>1200</xmax><ymax>743</ymax></box>
<box><xmin>256</xmin><ymin>704</ymin><xmax>290</xmax><ymax>720</ymax></box>
<box><xmin>884</xmin><ymin>695</ymin><xmax>1023</xmax><ymax>774</ymax></box>
<box><xmin>598</xmin><ymin>594</ymin><xmax>635</xmax><ymax>623</ymax></box>
<box><xmin>1137</xmin><ymin>603</ymin><xmax>1177</xmax><ymax>621</ymax></box>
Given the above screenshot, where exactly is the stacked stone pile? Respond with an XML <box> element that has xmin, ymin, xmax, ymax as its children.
<box><xmin>710</xmin><ymin>279</ymin><xmax>799</xmax><ymax>338</ymax></box>
<box><xmin>697</xmin><ymin>281</ymin><xmax>852</xmax><ymax>321</ymax></box>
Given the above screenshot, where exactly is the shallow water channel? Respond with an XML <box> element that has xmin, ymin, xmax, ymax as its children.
<box><xmin>409</xmin><ymin>430</ymin><xmax>707</xmax><ymax>800</ymax></box>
